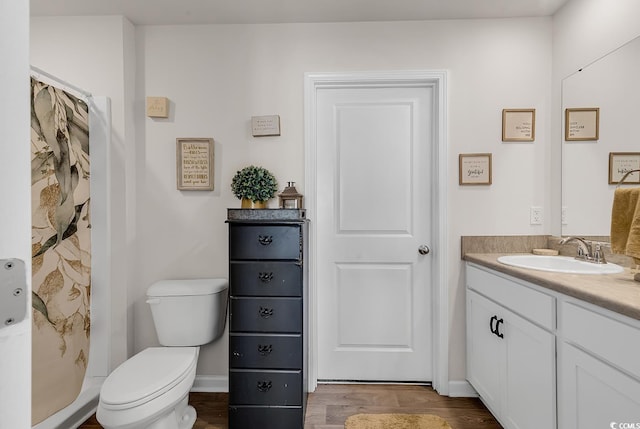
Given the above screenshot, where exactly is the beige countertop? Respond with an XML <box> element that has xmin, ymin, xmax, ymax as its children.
<box><xmin>464</xmin><ymin>253</ymin><xmax>640</xmax><ymax>321</ymax></box>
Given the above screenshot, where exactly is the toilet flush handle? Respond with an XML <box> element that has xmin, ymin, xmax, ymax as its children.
<box><xmin>146</xmin><ymin>298</ymin><xmax>161</xmax><ymax>305</ymax></box>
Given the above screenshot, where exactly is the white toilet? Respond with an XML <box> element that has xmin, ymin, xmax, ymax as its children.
<box><xmin>96</xmin><ymin>278</ymin><xmax>228</xmax><ymax>429</ymax></box>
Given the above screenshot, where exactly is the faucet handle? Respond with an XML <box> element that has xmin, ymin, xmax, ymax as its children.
<box><xmin>592</xmin><ymin>243</ymin><xmax>607</xmax><ymax>264</ymax></box>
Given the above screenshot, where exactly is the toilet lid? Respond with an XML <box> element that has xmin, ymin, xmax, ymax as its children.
<box><xmin>100</xmin><ymin>347</ymin><xmax>197</xmax><ymax>409</ymax></box>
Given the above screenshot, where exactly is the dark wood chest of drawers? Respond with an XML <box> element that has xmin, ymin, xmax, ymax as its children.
<box><xmin>227</xmin><ymin>210</ymin><xmax>308</xmax><ymax>429</ymax></box>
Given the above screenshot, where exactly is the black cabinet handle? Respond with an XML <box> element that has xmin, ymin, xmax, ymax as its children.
<box><xmin>258</xmin><ymin>272</ymin><xmax>274</xmax><ymax>283</ymax></box>
<box><xmin>489</xmin><ymin>315</ymin><xmax>498</xmax><ymax>335</ymax></box>
<box><xmin>259</xmin><ymin>306</ymin><xmax>274</xmax><ymax>318</ymax></box>
<box><xmin>258</xmin><ymin>344</ymin><xmax>273</xmax><ymax>355</ymax></box>
<box><xmin>489</xmin><ymin>315</ymin><xmax>504</xmax><ymax>339</ymax></box>
<box><xmin>257</xmin><ymin>380</ymin><xmax>272</xmax><ymax>392</ymax></box>
<box><xmin>258</xmin><ymin>235</ymin><xmax>273</xmax><ymax>246</ymax></box>
<box><xmin>495</xmin><ymin>318</ymin><xmax>504</xmax><ymax>339</ymax></box>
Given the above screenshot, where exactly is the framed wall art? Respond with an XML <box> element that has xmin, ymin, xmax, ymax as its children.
<box><xmin>176</xmin><ymin>138</ymin><xmax>214</xmax><ymax>191</ymax></box>
<box><xmin>459</xmin><ymin>153</ymin><xmax>492</xmax><ymax>186</ymax></box>
<box><xmin>251</xmin><ymin>115</ymin><xmax>281</xmax><ymax>137</ymax></box>
<box><xmin>609</xmin><ymin>152</ymin><xmax>640</xmax><ymax>185</ymax></box>
<box><xmin>502</xmin><ymin>109</ymin><xmax>535</xmax><ymax>142</ymax></box>
<box><xmin>565</xmin><ymin>108</ymin><xmax>600</xmax><ymax>141</ymax></box>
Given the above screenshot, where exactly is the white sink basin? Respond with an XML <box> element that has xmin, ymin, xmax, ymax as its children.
<box><xmin>497</xmin><ymin>254</ymin><xmax>624</xmax><ymax>275</ymax></box>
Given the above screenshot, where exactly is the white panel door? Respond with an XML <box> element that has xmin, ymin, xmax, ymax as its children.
<box><xmin>316</xmin><ymin>85</ymin><xmax>433</xmax><ymax>381</ymax></box>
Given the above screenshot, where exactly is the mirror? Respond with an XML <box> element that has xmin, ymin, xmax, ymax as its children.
<box><xmin>561</xmin><ymin>35</ymin><xmax>640</xmax><ymax>237</ymax></box>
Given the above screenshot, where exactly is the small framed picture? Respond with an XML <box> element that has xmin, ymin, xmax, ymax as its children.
<box><xmin>502</xmin><ymin>109</ymin><xmax>535</xmax><ymax>142</ymax></box>
<box><xmin>609</xmin><ymin>152</ymin><xmax>640</xmax><ymax>185</ymax></box>
<box><xmin>176</xmin><ymin>138</ymin><xmax>215</xmax><ymax>191</ymax></box>
<box><xmin>459</xmin><ymin>153</ymin><xmax>492</xmax><ymax>186</ymax></box>
<box><xmin>251</xmin><ymin>115</ymin><xmax>281</xmax><ymax>137</ymax></box>
<box><xmin>565</xmin><ymin>108</ymin><xmax>599</xmax><ymax>141</ymax></box>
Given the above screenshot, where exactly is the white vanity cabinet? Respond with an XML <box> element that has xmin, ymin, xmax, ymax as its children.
<box><xmin>466</xmin><ymin>264</ymin><xmax>556</xmax><ymax>429</ymax></box>
<box><xmin>558</xmin><ymin>301</ymin><xmax>640</xmax><ymax>429</ymax></box>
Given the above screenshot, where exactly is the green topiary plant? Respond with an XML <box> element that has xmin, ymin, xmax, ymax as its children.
<box><xmin>231</xmin><ymin>165</ymin><xmax>278</xmax><ymax>203</ymax></box>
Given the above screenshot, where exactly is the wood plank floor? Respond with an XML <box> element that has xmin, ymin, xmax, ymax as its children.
<box><xmin>78</xmin><ymin>384</ymin><xmax>502</xmax><ymax>429</ymax></box>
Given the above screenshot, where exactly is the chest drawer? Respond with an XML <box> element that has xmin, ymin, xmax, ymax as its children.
<box><xmin>230</xmin><ymin>297</ymin><xmax>302</xmax><ymax>333</ymax></box>
<box><xmin>230</xmin><ymin>334</ymin><xmax>302</xmax><ymax>369</ymax></box>
<box><xmin>229</xmin><ymin>370</ymin><xmax>302</xmax><ymax>406</ymax></box>
<box><xmin>229</xmin><ymin>225</ymin><xmax>301</xmax><ymax>260</ymax></box>
<box><xmin>230</xmin><ymin>262</ymin><xmax>302</xmax><ymax>297</ymax></box>
<box><xmin>229</xmin><ymin>407</ymin><xmax>304</xmax><ymax>429</ymax></box>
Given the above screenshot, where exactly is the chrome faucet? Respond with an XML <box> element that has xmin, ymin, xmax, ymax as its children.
<box><xmin>559</xmin><ymin>237</ymin><xmax>608</xmax><ymax>264</ymax></box>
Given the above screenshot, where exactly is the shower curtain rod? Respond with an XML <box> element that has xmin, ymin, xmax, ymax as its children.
<box><xmin>30</xmin><ymin>66</ymin><xmax>92</xmax><ymax>100</ymax></box>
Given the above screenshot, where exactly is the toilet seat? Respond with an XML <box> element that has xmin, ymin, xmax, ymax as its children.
<box><xmin>100</xmin><ymin>347</ymin><xmax>198</xmax><ymax>411</ymax></box>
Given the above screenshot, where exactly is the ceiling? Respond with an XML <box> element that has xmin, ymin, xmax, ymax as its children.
<box><xmin>30</xmin><ymin>0</ymin><xmax>570</xmax><ymax>26</ymax></box>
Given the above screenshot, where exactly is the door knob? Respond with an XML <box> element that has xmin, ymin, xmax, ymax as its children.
<box><xmin>418</xmin><ymin>245</ymin><xmax>430</xmax><ymax>255</ymax></box>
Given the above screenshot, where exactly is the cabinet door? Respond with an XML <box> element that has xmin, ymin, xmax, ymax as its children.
<box><xmin>467</xmin><ymin>289</ymin><xmax>556</xmax><ymax>429</ymax></box>
<box><xmin>559</xmin><ymin>342</ymin><xmax>640</xmax><ymax>429</ymax></box>
<box><xmin>466</xmin><ymin>290</ymin><xmax>504</xmax><ymax>416</ymax></box>
<box><xmin>502</xmin><ymin>310</ymin><xmax>556</xmax><ymax>429</ymax></box>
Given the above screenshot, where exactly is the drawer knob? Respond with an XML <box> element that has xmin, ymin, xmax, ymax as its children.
<box><xmin>257</xmin><ymin>380</ymin><xmax>272</xmax><ymax>392</ymax></box>
<box><xmin>258</xmin><ymin>235</ymin><xmax>273</xmax><ymax>246</ymax></box>
<box><xmin>259</xmin><ymin>306</ymin><xmax>274</xmax><ymax>318</ymax></box>
<box><xmin>258</xmin><ymin>272</ymin><xmax>274</xmax><ymax>283</ymax></box>
<box><xmin>258</xmin><ymin>344</ymin><xmax>273</xmax><ymax>355</ymax></box>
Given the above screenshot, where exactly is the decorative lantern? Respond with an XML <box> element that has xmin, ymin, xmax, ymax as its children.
<box><xmin>278</xmin><ymin>182</ymin><xmax>303</xmax><ymax>209</ymax></box>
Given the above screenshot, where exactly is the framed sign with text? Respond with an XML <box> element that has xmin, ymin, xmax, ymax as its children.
<box><xmin>176</xmin><ymin>138</ymin><xmax>214</xmax><ymax>191</ymax></box>
<box><xmin>609</xmin><ymin>152</ymin><xmax>640</xmax><ymax>185</ymax></box>
<box><xmin>251</xmin><ymin>115</ymin><xmax>281</xmax><ymax>137</ymax></box>
<box><xmin>502</xmin><ymin>109</ymin><xmax>535</xmax><ymax>142</ymax></box>
<box><xmin>459</xmin><ymin>153</ymin><xmax>492</xmax><ymax>186</ymax></box>
<box><xmin>565</xmin><ymin>108</ymin><xmax>600</xmax><ymax>141</ymax></box>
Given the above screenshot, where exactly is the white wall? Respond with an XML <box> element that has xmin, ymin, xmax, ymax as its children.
<box><xmin>31</xmin><ymin>15</ymin><xmax>553</xmax><ymax>388</ymax></box>
<box><xmin>137</xmin><ymin>19</ymin><xmax>552</xmax><ymax>381</ymax></box>
<box><xmin>30</xmin><ymin>16</ymin><xmax>136</xmax><ymax>370</ymax></box>
<box><xmin>0</xmin><ymin>2</ymin><xmax>31</xmax><ymax>428</ymax></box>
<box><xmin>23</xmin><ymin>0</ymin><xmax>640</xmax><ymax>399</ymax></box>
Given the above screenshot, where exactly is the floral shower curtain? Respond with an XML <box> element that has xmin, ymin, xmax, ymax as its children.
<box><xmin>30</xmin><ymin>77</ymin><xmax>91</xmax><ymax>425</ymax></box>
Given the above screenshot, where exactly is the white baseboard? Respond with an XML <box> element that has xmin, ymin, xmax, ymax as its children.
<box><xmin>447</xmin><ymin>380</ymin><xmax>478</xmax><ymax>397</ymax></box>
<box><xmin>191</xmin><ymin>376</ymin><xmax>474</xmax><ymax>397</ymax></box>
<box><xmin>191</xmin><ymin>375</ymin><xmax>229</xmax><ymax>392</ymax></box>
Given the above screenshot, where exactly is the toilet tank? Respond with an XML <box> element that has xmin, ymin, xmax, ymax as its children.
<box><xmin>146</xmin><ymin>278</ymin><xmax>228</xmax><ymax>346</ymax></box>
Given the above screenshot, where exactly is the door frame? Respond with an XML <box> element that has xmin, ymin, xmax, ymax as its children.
<box><xmin>304</xmin><ymin>70</ymin><xmax>449</xmax><ymax>394</ymax></box>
